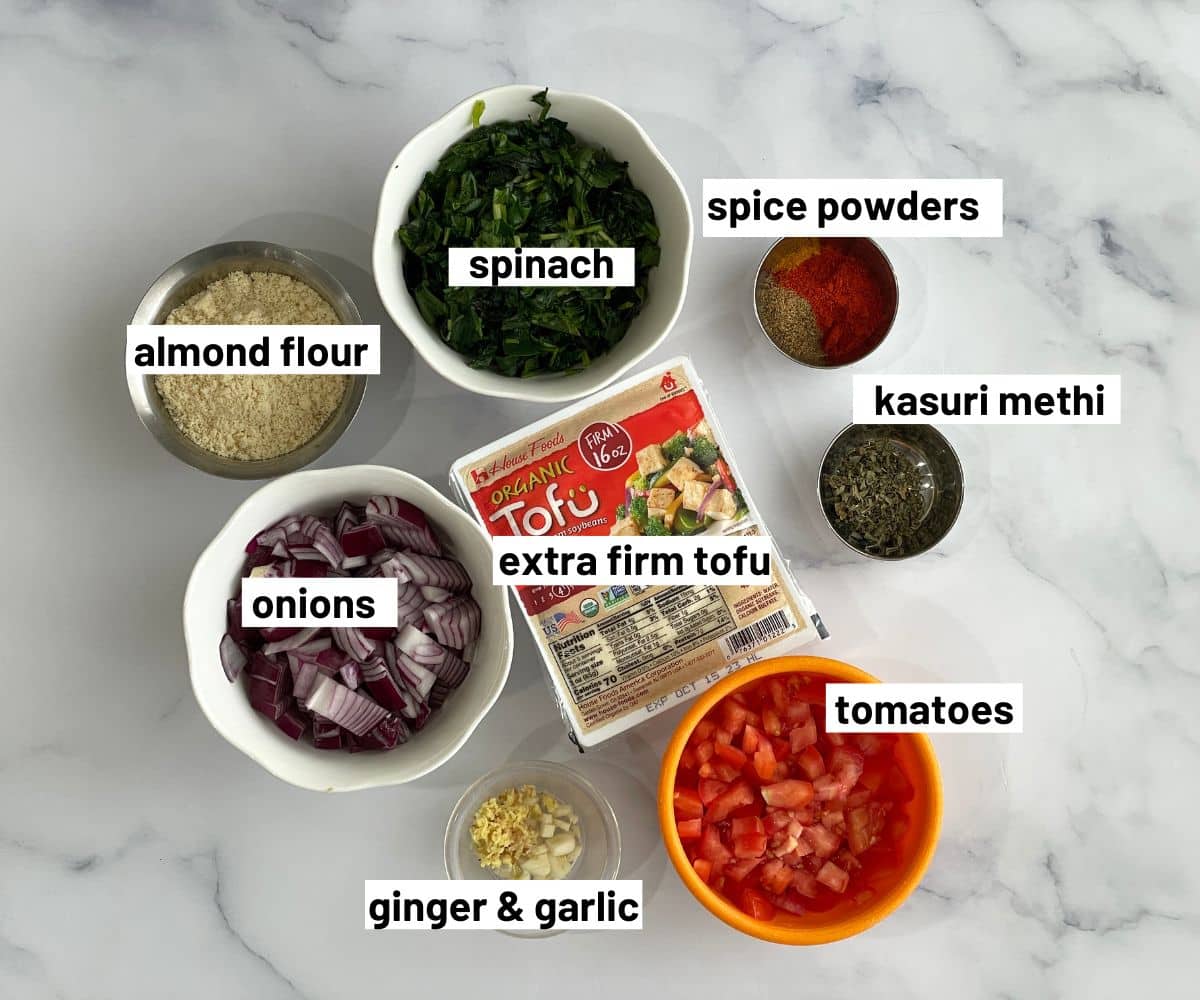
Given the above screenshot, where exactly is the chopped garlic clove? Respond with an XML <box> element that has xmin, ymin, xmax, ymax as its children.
<box><xmin>521</xmin><ymin>855</ymin><xmax>552</xmax><ymax>878</ymax></box>
<box><xmin>548</xmin><ymin>833</ymin><xmax>577</xmax><ymax>857</ymax></box>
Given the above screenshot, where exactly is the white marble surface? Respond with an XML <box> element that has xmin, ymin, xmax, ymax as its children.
<box><xmin>2</xmin><ymin>1</ymin><xmax>1198</xmax><ymax>996</ymax></box>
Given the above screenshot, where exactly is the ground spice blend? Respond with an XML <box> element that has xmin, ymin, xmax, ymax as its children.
<box><xmin>756</xmin><ymin>239</ymin><xmax>892</xmax><ymax>366</ymax></box>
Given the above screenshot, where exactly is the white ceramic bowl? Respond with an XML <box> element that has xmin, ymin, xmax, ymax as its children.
<box><xmin>372</xmin><ymin>84</ymin><xmax>694</xmax><ymax>402</ymax></box>
<box><xmin>184</xmin><ymin>465</ymin><xmax>514</xmax><ymax>791</ymax></box>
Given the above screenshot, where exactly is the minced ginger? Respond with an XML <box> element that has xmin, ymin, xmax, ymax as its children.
<box><xmin>154</xmin><ymin>270</ymin><xmax>348</xmax><ymax>461</ymax></box>
<box><xmin>470</xmin><ymin>785</ymin><xmax>581</xmax><ymax>880</ymax></box>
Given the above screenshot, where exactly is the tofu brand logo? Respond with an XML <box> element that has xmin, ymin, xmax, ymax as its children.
<box><xmin>660</xmin><ymin>371</ymin><xmax>678</xmax><ymax>393</ymax></box>
<box><xmin>578</xmin><ymin>421</ymin><xmax>632</xmax><ymax>472</ymax></box>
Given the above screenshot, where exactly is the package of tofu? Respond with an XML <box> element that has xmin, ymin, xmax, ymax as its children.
<box><xmin>450</xmin><ymin>356</ymin><xmax>827</xmax><ymax>747</ymax></box>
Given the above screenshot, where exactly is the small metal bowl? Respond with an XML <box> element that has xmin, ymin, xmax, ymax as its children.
<box><xmin>128</xmin><ymin>241</ymin><xmax>367</xmax><ymax>479</ymax></box>
<box><xmin>818</xmin><ymin>423</ymin><xmax>963</xmax><ymax>560</ymax></box>
<box><xmin>753</xmin><ymin>236</ymin><xmax>899</xmax><ymax>369</ymax></box>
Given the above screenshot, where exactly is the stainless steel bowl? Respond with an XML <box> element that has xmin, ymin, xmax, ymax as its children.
<box><xmin>818</xmin><ymin>423</ymin><xmax>963</xmax><ymax>560</ymax></box>
<box><xmin>128</xmin><ymin>241</ymin><xmax>367</xmax><ymax>479</ymax></box>
<box><xmin>753</xmin><ymin>236</ymin><xmax>899</xmax><ymax>370</ymax></box>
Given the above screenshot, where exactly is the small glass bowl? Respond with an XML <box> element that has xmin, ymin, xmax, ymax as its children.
<box><xmin>444</xmin><ymin>760</ymin><xmax>621</xmax><ymax>937</ymax></box>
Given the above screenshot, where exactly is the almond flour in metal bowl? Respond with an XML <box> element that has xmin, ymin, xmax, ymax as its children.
<box><xmin>154</xmin><ymin>270</ymin><xmax>349</xmax><ymax>462</ymax></box>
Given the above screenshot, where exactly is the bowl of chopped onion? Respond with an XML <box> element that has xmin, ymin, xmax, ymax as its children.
<box><xmin>184</xmin><ymin>464</ymin><xmax>514</xmax><ymax>791</ymax></box>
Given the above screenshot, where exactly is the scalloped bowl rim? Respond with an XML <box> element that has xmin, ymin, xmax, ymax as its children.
<box><xmin>184</xmin><ymin>465</ymin><xmax>514</xmax><ymax>791</ymax></box>
<box><xmin>372</xmin><ymin>83</ymin><xmax>694</xmax><ymax>403</ymax></box>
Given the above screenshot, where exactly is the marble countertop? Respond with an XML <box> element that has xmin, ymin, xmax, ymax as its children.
<box><xmin>2</xmin><ymin>1</ymin><xmax>1197</xmax><ymax>996</ymax></box>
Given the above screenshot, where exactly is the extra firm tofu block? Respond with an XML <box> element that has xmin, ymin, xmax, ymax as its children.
<box><xmin>451</xmin><ymin>357</ymin><xmax>826</xmax><ymax>747</ymax></box>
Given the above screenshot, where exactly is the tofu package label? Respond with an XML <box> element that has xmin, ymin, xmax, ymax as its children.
<box><xmin>450</xmin><ymin>357</ymin><xmax>827</xmax><ymax>747</ymax></box>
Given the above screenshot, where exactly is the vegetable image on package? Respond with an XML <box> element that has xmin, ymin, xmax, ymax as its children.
<box><xmin>451</xmin><ymin>358</ymin><xmax>827</xmax><ymax>746</ymax></box>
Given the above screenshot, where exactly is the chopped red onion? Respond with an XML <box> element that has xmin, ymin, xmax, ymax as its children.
<box><xmin>423</xmin><ymin>595</ymin><xmax>481</xmax><ymax>649</ymax></box>
<box><xmin>219</xmin><ymin>633</ymin><xmax>247</xmax><ymax>682</ymax></box>
<box><xmin>225</xmin><ymin>495</ymin><xmax>479</xmax><ymax>753</ymax></box>
<box><xmin>381</xmin><ymin>552</ymin><xmax>471</xmax><ymax>593</ymax></box>
<box><xmin>304</xmin><ymin>675</ymin><xmax>390</xmax><ymax>736</ymax></box>
<box><xmin>365</xmin><ymin>495</ymin><xmax>441</xmax><ymax>556</ymax></box>
<box><xmin>274</xmin><ymin>706</ymin><xmax>307</xmax><ymax>740</ymax></box>
<box><xmin>261</xmin><ymin>627</ymin><xmax>320</xmax><ymax>657</ymax></box>
<box><xmin>331</xmin><ymin>626</ymin><xmax>375</xmax><ymax>662</ymax></box>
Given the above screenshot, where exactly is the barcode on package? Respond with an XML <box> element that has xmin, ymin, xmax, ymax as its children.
<box><xmin>720</xmin><ymin>608</ymin><xmax>795</xmax><ymax>658</ymax></box>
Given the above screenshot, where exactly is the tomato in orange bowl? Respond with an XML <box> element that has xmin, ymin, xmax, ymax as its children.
<box><xmin>658</xmin><ymin>656</ymin><xmax>942</xmax><ymax>944</ymax></box>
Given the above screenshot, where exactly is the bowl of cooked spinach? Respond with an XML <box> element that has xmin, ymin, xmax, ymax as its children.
<box><xmin>373</xmin><ymin>85</ymin><xmax>693</xmax><ymax>402</ymax></box>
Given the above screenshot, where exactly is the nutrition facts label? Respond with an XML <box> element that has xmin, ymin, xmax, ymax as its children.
<box><xmin>549</xmin><ymin>586</ymin><xmax>735</xmax><ymax>705</ymax></box>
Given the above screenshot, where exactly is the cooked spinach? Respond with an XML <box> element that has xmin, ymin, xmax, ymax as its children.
<box><xmin>396</xmin><ymin>90</ymin><xmax>662</xmax><ymax>377</ymax></box>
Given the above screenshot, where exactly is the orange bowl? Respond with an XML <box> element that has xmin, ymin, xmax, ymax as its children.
<box><xmin>658</xmin><ymin>656</ymin><xmax>942</xmax><ymax>945</ymax></box>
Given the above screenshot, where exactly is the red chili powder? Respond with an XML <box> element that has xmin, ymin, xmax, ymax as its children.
<box><xmin>774</xmin><ymin>248</ymin><xmax>889</xmax><ymax>365</ymax></box>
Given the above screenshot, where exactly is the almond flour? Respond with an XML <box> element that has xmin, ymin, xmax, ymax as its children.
<box><xmin>153</xmin><ymin>270</ymin><xmax>349</xmax><ymax>461</ymax></box>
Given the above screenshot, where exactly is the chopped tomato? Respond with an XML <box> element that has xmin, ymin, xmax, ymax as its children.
<box><xmin>854</xmin><ymin>733</ymin><xmax>894</xmax><ymax>757</ymax></box>
<box><xmin>733</xmin><ymin>832</ymin><xmax>768</xmax><ymax>859</ymax></box>
<box><xmin>763</xmin><ymin>811</ymin><xmax>792</xmax><ymax>835</ymax></box>
<box><xmin>729</xmin><ymin>799</ymin><xmax>764</xmax><ymax>820</ymax></box>
<box><xmin>783</xmin><ymin>699</ymin><xmax>812</xmax><ymax>725</ymax></box>
<box><xmin>789</xmin><ymin>718</ymin><xmax>818</xmax><ymax>752</ymax></box>
<box><xmin>760</xmin><ymin>859</ymin><xmax>793</xmax><ymax>894</ymax></box>
<box><xmin>714</xmin><ymin>742</ymin><xmax>748</xmax><ymax>768</ymax></box>
<box><xmin>673</xmin><ymin>786</ymin><xmax>703</xmax><ymax>819</ymax></box>
<box><xmin>710</xmin><ymin>760</ymin><xmax>741</xmax><ymax>782</ymax></box>
<box><xmin>791</xmin><ymin>869</ymin><xmax>821</xmax><ymax>898</ymax></box>
<box><xmin>813</xmin><ymin>773</ymin><xmax>842</xmax><ymax>801</ymax></box>
<box><xmin>741</xmin><ymin>723</ymin><xmax>762</xmax><ymax>755</ymax></box>
<box><xmin>723</xmin><ymin>857</ymin><xmax>761</xmax><ymax>883</ymax></box>
<box><xmin>699</xmin><ymin>825</ymin><xmax>732</xmax><ymax>863</ymax></box>
<box><xmin>765</xmin><ymin>677</ymin><xmax>788</xmax><ymax>713</ymax></box>
<box><xmin>740</xmin><ymin>888</ymin><xmax>777</xmax><ymax>921</ymax></box>
<box><xmin>846</xmin><ymin>806</ymin><xmax>872</xmax><ymax>854</ymax></box>
<box><xmin>761</xmin><ymin>707</ymin><xmax>782</xmax><ymax>736</ymax></box>
<box><xmin>769</xmin><ymin>891</ymin><xmax>808</xmax><ymax>915</ymax></box>
<box><xmin>796</xmin><ymin>745</ymin><xmax>825</xmax><ymax>779</ymax></box>
<box><xmin>761</xmin><ymin>779</ymin><xmax>814</xmax><ymax>809</ymax></box>
<box><xmin>816</xmin><ymin>861</ymin><xmax>850</xmax><ymax>894</ymax></box>
<box><xmin>721</xmin><ymin>700</ymin><xmax>749</xmax><ymax>736</ymax></box>
<box><xmin>701</xmin><ymin>760</ymin><xmax>738</xmax><ymax>781</ymax></box>
<box><xmin>673</xmin><ymin>671</ymin><xmax>919</xmax><ymax>922</ymax></box>
<box><xmin>730</xmin><ymin>815</ymin><xmax>765</xmax><ymax>838</ymax></box>
<box><xmin>707</xmin><ymin>780</ymin><xmax>755</xmax><ymax>822</ymax></box>
<box><xmin>829</xmin><ymin>748</ymin><xmax>865</xmax><ymax>792</ymax></box>
<box><xmin>752</xmin><ymin>741</ymin><xmax>777</xmax><ymax>782</ymax></box>
<box><xmin>802</xmin><ymin>824</ymin><xmax>840</xmax><ymax>858</ymax></box>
